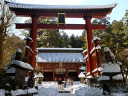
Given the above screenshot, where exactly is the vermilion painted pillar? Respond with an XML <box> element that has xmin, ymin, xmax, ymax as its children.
<box><xmin>84</xmin><ymin>16</ymin><xmax>94</xmax><ymax>76</ymax></box>
<box><xmin>29</xmin><ymin>15</ymin><xmax>39</xmax><ymax>70</ymax></box>
<box><xmin>94</xmin><ymin>40</ymin><xmax>101</xmax><ymax>76</ymax></box>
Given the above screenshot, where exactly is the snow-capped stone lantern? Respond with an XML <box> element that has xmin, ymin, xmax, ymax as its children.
<box><xmin>36</xmin><ymin>72</ymin><xmax>44</xmax><ymax>84</ymax></box>
<box><xmin>79</xmin><ymin>65</ymin><xmax>86</xmax><ymax>72</ymax></box>
<box><xmin>78</xmin><ymin>72</ymin><xmax>85</xmax><ymax>83</ymax></box>
<box><xmin>6</xmin><ymin>48</ymin><xmax>34</xmax><ymax>89</ymax></box>
<box><xmin>98</xmin><ymin>47</ymin><xmax>123</xmax><ymax>87</ymax></box>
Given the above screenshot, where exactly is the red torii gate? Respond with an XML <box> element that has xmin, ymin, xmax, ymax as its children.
<box><xmin>6</xmin><ymin>1</ymin><xmax>117</xmax><ymax>77</ymax></box>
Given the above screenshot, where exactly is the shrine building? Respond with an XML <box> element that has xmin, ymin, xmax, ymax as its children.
<box><xmin>36</xmin><ymin>48</ymin><xmax>85</xmax><ymax>81</ymax></box>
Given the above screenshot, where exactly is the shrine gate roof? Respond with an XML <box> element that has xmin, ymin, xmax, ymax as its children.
<box><xmin>6</xmin><ymin>1</ymin><xmax>117</xmax><ymax>18</ymax></box>
<box><xmin>7</xmin><ymin>2</ymin><xmax>116</xmax><ymax>10</ymax></box>
<box><xmin>36</xmin><ymin>48</ymin><xmax>85</xmax><ymax>63</ymax></box>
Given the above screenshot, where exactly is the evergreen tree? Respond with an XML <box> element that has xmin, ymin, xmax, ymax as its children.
<box><xmin>69</xmin><ymin>34</ymin><xmax>85</xmax><ymax>48</ymax></box>
<box><xmin>37</xmin><ymin>17</ymin><xmax>69</xmax><ymax>48</ymax></box>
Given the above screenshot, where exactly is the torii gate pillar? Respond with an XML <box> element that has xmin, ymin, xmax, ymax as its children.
<box><xmin>84</xmin><ymin>16</ymin><xmax>94</xmax><ymax>76</ymax></box>
<box><xmin>29</xmin><ymin>15</ymin><xmax>39</xmax><ymax>69</ymax></box>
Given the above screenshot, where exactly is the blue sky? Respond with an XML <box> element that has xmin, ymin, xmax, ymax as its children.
<box><xmin>15</xmin><ymin>0</ymin><xmax>127</xmax><ymax>36</ymax></box>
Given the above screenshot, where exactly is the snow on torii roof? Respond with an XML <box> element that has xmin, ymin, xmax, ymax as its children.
<box><xmin>36</xmin><ymin>48</ymin><xmax>85</xmax><ymax>63</ymax></box>
<box><xmin>5</xmin><ymin>1</ymin><xmax>117</xmax><ymax>18</ymax></box>
<box><xmin>6</xmin><ymin>1</ymin><xmax>117</xmax><ymax>10</ymax></box>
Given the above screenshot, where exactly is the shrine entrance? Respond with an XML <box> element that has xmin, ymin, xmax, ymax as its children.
<box><xmin>6</xmin><ymin>1</ymin><xmax>117</xmax><ymax>78</ymax></box>
<box><xmin>43</xmin><ymin>72</ymin><xmax>53</xmax><ymax>81</ymax></box>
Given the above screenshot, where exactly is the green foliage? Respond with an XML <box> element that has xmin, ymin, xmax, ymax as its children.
<box><xmin>92</xmin><ymin>15</ymin><xmax>128</xmax><ymax>55</ymax></box>
<box><xmin>69</xmin><ymin>33</ymin><xmax>85</xmax><ymax>48</ymax></box>
<box><xmin>37</xmin><ymin>17</ymin><xmax>69</xmax><ymax>48</ymax></box>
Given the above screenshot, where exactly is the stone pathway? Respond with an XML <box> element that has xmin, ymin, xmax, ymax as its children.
<box><xmin>57</xmin><ymin>88</ymin><xmax>76</xmax><ymax>96</ymax></box>
<box><xmin>57</xmin><ymin>93</ymin><xmax>76</xmax><ymax>96</ymax></box>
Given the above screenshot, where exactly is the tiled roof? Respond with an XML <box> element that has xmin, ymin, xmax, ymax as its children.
<box><xmin>36</xmin><ymin>48</ymin><xmax>85</xmax><ymax>63</ymax></box>
<box><xmin>6</xmin><ymin>1</ymin><xmax>117</xmax><ymax>10</ymax></box>
<box><xmin>37</xmin><ymin>48</ymin><xmax>83</xmax><ymax>51</ymax></box>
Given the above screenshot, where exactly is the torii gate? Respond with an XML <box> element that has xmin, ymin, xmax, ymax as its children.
<box><xmin>6</xmin><ymin>1</ymin><xmax>117</xmax><ymax>77</ymax></box>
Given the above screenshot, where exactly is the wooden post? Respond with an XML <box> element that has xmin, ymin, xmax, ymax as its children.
<box><xmin>29</xmin><ymin>15</ymin><xmax>39</xmax><ymax>70</ymax></box>
<box><xmin>84</xmin><ymin>16</ymin><xmax>94</xmax><ymax>76</ymax></box>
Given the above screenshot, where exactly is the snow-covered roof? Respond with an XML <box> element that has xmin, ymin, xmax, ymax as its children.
<box><xmin>102</xmin><ymin>62</ymin><xmax>121</xmax><ymax>73</ymax></box>
<box><xmin>16</xmin><ymin>48</ymin><xmax>22</xmax><ymax>53</ymax></box>
<box><xmin>112</xmin><ymin>74</ymin><xmax>123</xmax><ymax>80</ymax></box>
<box><xmin>104</xmin><ymin>47</ymin><xmax>110</xmax><ymax>52</ymax></box>
<box><xmin>9</xmin><ymin>60</ymin><xmax>33</xmax><ymax>70</ymax></box>
<box><xmin>6</xmin><ymin>2</ymin><xmax>117</xmax><ymax>10</ymax></box>
<box><xmin>98</xmin><ymin>75</ymin><xmax>110</xmax><ymax>81</ymax></box>
<box><xmin>37</xmin><ymin>48</ymin><xmax>83</xmax><ymax>51</ymax></box>
<box><xmin>80</xmin><ymin>66</ymin><xmax>86</xmax><ymax>70</ymax></box>
<box><xmin>78</xmin><ymin>72</ymin><xmax>85</xmax><ymax>78</ymax></box>
<box><xmin>6</xmin><ymin>67</ymin><xmax>16</xmax><ymax>74</ymax></box>
<box><xmin>36</xmin><ymin>48</ymin><xmax>85</xmax><ymax>63</ymax></box>
<box><xmin>92</xmin><ymin>37</ymin><xmax>101</xmax><ymax>42</ymax></box>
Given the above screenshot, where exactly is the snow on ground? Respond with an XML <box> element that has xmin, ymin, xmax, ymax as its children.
<box><xmin>1</xmin><ymin>81</ymin><xmax>128</xmax><ymax>96</ymax></box>
<box><xmin>35</xmin><ymin>82</ymin><xmax>59</xmax><ymax>96</ymax></box>
<box><xmin>0</xmin><ymin>89</ymin><xmax>5</xmax><ymax>96</ymax></box>
<box><xmin>75</xmin><ymin>86</ymin><xmax>103</xmax><ymax>96</ymax></box>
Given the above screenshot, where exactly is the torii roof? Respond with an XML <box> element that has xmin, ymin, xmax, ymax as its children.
<box><xmin>7</xmin><ymin>2</ymin><xmax>116</xmax><ymax>10</ymax></box>
<box><xmin>5</xmin><ymin>1</ymin><xmax>117</xmax><ymax>18</ymax></box>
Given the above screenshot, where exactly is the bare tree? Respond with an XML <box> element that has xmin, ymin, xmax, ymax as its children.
<box><xmin>0</xmin><ymin>0</ymin><xmax>16</xmax><ymax>66</ymax></box>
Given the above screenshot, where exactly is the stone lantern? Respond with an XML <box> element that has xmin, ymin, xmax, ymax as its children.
<box><xmin>36</xmin><ymin>72</ymin><xmax>44</xmax><ymax>84</ymax></box>
<box><xmin>78</xmin><ymin>72</ymin><xmax>85</xmax><ymax>83</ymax></box>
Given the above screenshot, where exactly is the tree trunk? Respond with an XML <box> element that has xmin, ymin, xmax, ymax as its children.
<box><xmin>0</xmin><ymin>36</ymin><xmax>4</xmax><ymax>66</ymax></box>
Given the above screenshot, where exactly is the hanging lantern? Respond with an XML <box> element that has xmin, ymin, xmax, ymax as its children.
<box><xmin>57</xmin><ymin>13</ymin><xmax>66</xmax><ymax>26</ymax></box>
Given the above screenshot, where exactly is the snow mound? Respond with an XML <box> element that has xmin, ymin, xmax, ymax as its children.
<box><xmin>112</xmin><ymin>74</ymin><xmax>123</xmax><ymax>80</ymax></box>
<box><xmin>102</xmin><ymin>62</ymin><xmax>121</xmax><ymax>73</ymax></box>
<box><xmin>0</xmin><ymin>89</ymin><xmax>5</xmax><ymax>96</ymax></box>
<box><xmin>28</xmin><ymin>88</ymin><xmax>37</xmax><ymax>93</ymax></box>
<box><xmin>37</xmin><ymin>87</ymin><xmax>59</xmax><ymax>96</ymax></box>
<box><xmin>11</xmin><ymin>89</ymin><xmax>27</xmax><ymax>96</ymax></box>
<box><xmin>75</xmin><ymin>86</ymin><xmax>102</xmax><ymax>96</ymax></box>
<box><xmin>71</xmin><ymin>84</ymin><xmax>87</xmax><ymax>94</ymax></box>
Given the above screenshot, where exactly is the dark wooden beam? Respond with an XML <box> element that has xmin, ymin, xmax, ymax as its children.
<box><xmin>16</xmin><ymin>24</ymin><xmax>106</xmax><ymax>30</ymax></box>
<box><xmin>15</xmin><ymin>11</ymin><xmax>107</xmax><ymax>18</ymax></box>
